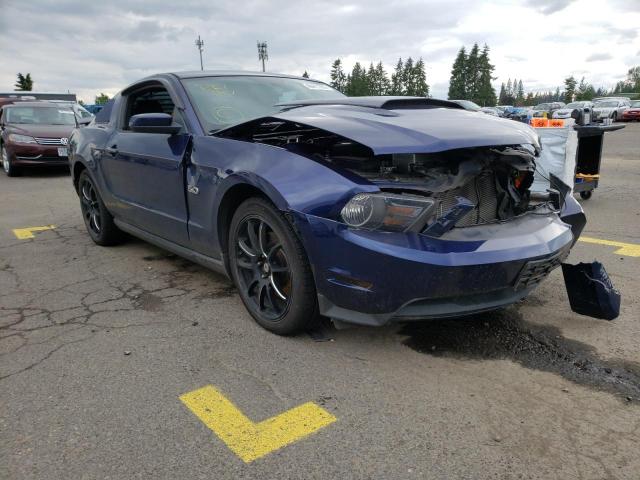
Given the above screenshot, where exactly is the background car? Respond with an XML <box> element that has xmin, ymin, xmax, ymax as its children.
<box><xmin>504</xmin><ymin>106</ymin><xmax>532</xmax><ymax>123</ymax></box>
<box><xmin>495</xmin><ymin>105</ymin><xmax>513</xmax><ymax>117</ymax></box>
<box><xmin>480</xmin><ymin>107</ymin><xmax>500</xmax><ymax>116</ymax></box>
<box><xmin>69</xmin><ymin>71</ymin><xmax>585</xmax><ymax>335</ymax></box>
<box><xmin>593</xmin><ymin>98</ymin><xmax>630</xmax><ymax>122</ymax></box>
<box><xmin>0</xmin><ymin>101</ymin><xmax>75</xmax><ymax>176</ymax></box>
<box><xmin>449</xmin><ymin>99</ymin><xmax>482</xmax><ymax>111</ymax></box>
<box><xmin>621</xmin><ymin>100</ymin><xmax>640</xmax><ymax>122</ymax></box>
<box><xmin>531</xmin><ymin>102</ymin><xmax>565</xmax><ymax>118</ymax></box>
<box><xmin>552</xmin><ymin>101</ymin><xmax>593</xmax><ymax>119</ymax></box>
<box><xmin>48</xmin><ymin>100</ymin><xmax>94</xmax><ymax>121</ymax></box>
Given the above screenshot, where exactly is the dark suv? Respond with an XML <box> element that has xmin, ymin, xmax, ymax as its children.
<box><xmin>0</xmin><ymin>102</ymin><xmax>76</xmax><ymax>176</ymax></box>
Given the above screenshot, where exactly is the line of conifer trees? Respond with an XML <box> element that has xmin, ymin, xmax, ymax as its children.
<box><xmin>329</xmin><ymin>58</ymin><xmax>429</xmax><ymax>97</ymax></box>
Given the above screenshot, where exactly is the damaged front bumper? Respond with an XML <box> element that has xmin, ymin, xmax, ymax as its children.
<box><xmin>294</xmin><ymin>209</ymin><xmax>578</xmax><ymax>326</ymax></box>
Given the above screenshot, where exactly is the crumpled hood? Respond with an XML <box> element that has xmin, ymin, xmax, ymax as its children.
<box><xmin>271</xmin><ymin>104</ymin><xmax>540</xmax><ymax>155</ymax></box>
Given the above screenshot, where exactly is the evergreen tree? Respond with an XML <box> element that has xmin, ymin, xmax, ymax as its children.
<box><xmin>516</xmin><ymin>80</ymin><xmax>524</xmax><ymax>105</ymax></box>
<box><xmin>330</xmin><ymin>59</ymin><xmax>347</xmax><ymax>93</ymax></box>
<box><xmin>373</xmin><ymin>61</ymin><xmax>391</xmax><ymax>95</ymax></box>
<box><xmin>447</xmin><ymin>47</ymin><xmax>467</xmax><ymax>99</ymax></box>
<box><xmin>366</xmin><ymin>63</ymin><xmax>376</xmax><ymax>95</ymax></box>
<box><xmin>498</xmin><ymin>83</ymin><xmax>507</xmax><ymax>104</ymax></box>
<box><xmin>390</xmin><ymin>58</ymin><xmax>404</xmax><ymax>95</ymax></box>
<box><xmin>465</xmin><ymin>43</ymin><xmax>481</xmax><ymax>102</ymax></box>
<box><xmin>402</xmin><ymin>57</ymin><xmax>415</xmax><ymax>95</ymax></box>
<box><xmin>505</xmin><ymin>78</ymin><xmax>514</xmax><ymax>104</ymax></box>
<box><xmin>14</xmin><ymin>73</ymin><xmax>33</xmax><ymax>91</ymax></box>
<box><xmin>346</xmin><ymin>62</ymin><xmax>368</xmax><ymax>96</ymax></box>
<box><xmin>475</xmin><ymin>44</ymin><xmax>496</xmax><ymax>106</ymax></box>
<box><xmin>412</xmin><ymin>58</ymin><xmax>429</xmax><ymax>97</ymax></box>
<box><xmin>563</xmin><ymin>76</ymin><xmax>576</xmax><ymax>103</ymax></box>
<box><xmin>302</xmin><ymin>71</ymin><xmax>309</xmax><ymax>78</ymax></box>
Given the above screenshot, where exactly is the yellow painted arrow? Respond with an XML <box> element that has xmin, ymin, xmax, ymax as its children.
<box><xmin>579</xmin><ymin>236</ymin><xmax>640</xmax><ymax>257</ymax></box>
<box><xmin>180</xmin><ymin>385</ymin><xmax>336</xmax><ymax>463</ymax></box>
<box><xmin>12</xmin><ymin>225</ymin><xmax>56</xmax><ymax>240</ymax></box>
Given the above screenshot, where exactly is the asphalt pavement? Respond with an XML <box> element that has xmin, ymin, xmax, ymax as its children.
<box><xmin>1</xmin><ymin>123</ymin><xmax>639</xmax><ymax>479</ymax></box>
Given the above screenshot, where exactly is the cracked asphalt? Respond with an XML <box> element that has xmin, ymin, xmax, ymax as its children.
<box><xmin>1</xmin><ymin>124</ymin><xmax>639</xmax><ymax>479</ymax></box>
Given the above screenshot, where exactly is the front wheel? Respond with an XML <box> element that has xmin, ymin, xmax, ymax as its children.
<box><xmin>612</xmin><ymin>112</ymin><xmax>617</xmax><ymax>122</ymax></box>
<box><xmin>1</xmin><ymin>144</ymin><xmax>20</xmax><ymax>177</ymax></box>
<box><xmin>78</xmin><ymin>170</ymin><xmax>123</xmax><ymax>245</ymax></box>
<box><xmin>228</xmin><ymin>197</ymin><xmax>318</xmax><ymax>335</ymax></box>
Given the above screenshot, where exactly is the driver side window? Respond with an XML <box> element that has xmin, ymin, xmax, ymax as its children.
<box><xmin>123</xmin><ymin>86</ymin><xmax>178</xmax><ymax>130</ymax></box>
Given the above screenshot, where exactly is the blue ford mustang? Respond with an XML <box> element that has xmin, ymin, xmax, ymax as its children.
<box><xmin>69</xmin><ymin>71</ymin><xmax>585</xmax><ymax>334</ymax></box>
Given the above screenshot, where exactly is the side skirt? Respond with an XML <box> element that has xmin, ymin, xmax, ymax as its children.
<box><xmin>114</xmin><ymin>219</ymin><xmax>229</xmax><ymax>278</ymax></box>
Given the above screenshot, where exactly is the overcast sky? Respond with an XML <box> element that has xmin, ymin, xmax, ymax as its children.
<box><xmin>1</xmin><ymin>0</ymin><xmax>638</xmax><ymax>102</ymax></box>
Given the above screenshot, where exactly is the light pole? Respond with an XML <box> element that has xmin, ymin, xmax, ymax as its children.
<box><xmin>257</xmin><ymin>41</ymin><xmax>268</xmax><ymax>72</ymax></box>
<box><xmin>195</xmin><ymin>35</ymin><xmax>204</xmax><ymax>71</ymax></box>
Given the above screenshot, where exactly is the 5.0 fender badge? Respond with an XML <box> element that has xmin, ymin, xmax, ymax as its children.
<box><xmin>187</xmin><ymin>185</ymin><xmax>199</xmax><ymax>195</ymax></box>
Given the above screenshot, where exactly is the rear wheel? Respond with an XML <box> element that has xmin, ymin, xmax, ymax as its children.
<box><xmin>1</xmin><ymin>144</ymin><xmax>20</xmax><ymax>177</ymax></box>
<box><xmin>228</xmin><ymin>197</ymin><xmax>318</xmax><ymax>335</ymax></box>
<box><xmin>78</xmin><ymin>170</ymin><xmax>123</xmax><ymax>245</ymax></box>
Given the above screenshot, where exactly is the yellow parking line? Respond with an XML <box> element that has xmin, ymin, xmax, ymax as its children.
<box><xmin>579</xmin><ymin>236</ymin><xmax>640</xmax><ymax>257</ymax></box>
<box><xmin>180</xmin><ymin>385</ymin><xmax>336</xmax><ymax>463</ymax></box>
<box><xmin>12</xmin><ymin>225</ymin><xmax>56</xmax><ymax>240</ymax></box>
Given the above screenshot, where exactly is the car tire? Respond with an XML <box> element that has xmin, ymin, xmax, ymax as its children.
<box><xmin>78</xmin><ymin>170</ymin><xmax>124</xmax><ymax>246</ymax></box>
<box><xmin>612</xmin><ymin>112</ymin><xmax>617</xmax><ymax>122</ymax></box>
<box><xmin>1</xmin><ymin>144</ymin><xmax>20</xmax><ymax>177</ymax></box>
<box><xmin>228</xmin><ymin>197</ymin><xmax>318</xmax><ymax>335</ymax></box>
<box><xmin>580</xmin><ymin>190</ymin><xmax>592</xmax><ymax>200</ymax></box>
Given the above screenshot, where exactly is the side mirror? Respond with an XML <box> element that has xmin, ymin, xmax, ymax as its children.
<box><xmin>129</xmin><ymin>113</ymin><xmax>181</xmax><ymax>134</ymax></box>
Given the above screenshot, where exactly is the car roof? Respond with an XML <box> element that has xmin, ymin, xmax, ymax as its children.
<box><xmin>4</xmin><ymin>101</ymin><xmax>71</xmax><ymax>108</ymax></box>
<box><xmin>169</xmin><ymin>70</ymin><xmax>311</xmax><ymax>80</ymax></box>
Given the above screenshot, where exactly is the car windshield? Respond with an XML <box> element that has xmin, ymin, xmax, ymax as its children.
<box><xmin>533</xmin><ymin>104</ymin><xmax>550</xmax><ymax>110</ymax></box>
<box><xmin>565</xmin><ymin>102</ymin><xmax>585</xmax><ymax>109</ymax></box>
<box><xmin>5</xmin><ymin>106</ymin><xmax>76</xmax><ymax>125</ymax></box>
<box><xmin>452</xmin><ymin>100</ymin><xmax>481</xmax><ymax>111</ymax></box>
<box><xmin>182</xmin><ymin>76</ymin><xmax>345</xmax><ymax>132</ymax></box>
<box><xmin>595</xmin><ymin>101</ymin><xmax>618</xmax><ymax>108</ymax></box>
<box><xmin>630</xmin><ymin>101</ymin><xmax>640</xmax><ymax>107</ymax></box>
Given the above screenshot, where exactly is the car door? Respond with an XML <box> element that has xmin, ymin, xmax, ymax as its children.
<box><xmin>101</xmin><ymin>84</ymin><xmax>190</xmax><ymax>246</ymax></box>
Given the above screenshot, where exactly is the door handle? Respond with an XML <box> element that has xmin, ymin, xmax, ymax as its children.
<box><xmin>105</xmin><ymin>145</ymin><xmax>118</xmax><ymax>156</ymax></box>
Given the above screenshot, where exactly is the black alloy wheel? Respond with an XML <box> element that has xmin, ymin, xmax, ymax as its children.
<box><xmin>235</xmin><ymin>217</ymin><xmax>292</xmax><ymax>320</ymax></box>
<box><xmin>229</xmin><ymin>198</ymin><xmax>318</xmax><ymax>335</ymax></box>
<box><xmin>77</xmin><ymin>170</ymin><xmax>123</xmax><ymax>246</ymax></box>
<box><xmin>80</xmin><ymin>177</ymin><xmax>102</xmax><ymax>236</ymax></box>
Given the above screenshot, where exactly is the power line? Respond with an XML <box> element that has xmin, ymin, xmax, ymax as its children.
<box><xmin>195</xmin><ymin>35</ymin><xmax>204</xmax><ymax>71</ymax></box>
<box><xmin>257</xmin><ymin>41</ymin><xmax>268</xmax><ymax>72</ymax></box>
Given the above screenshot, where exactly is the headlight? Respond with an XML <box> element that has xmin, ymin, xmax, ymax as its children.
<box><xmin>341</xmin><ymin>192</ymin><xmax>436</xmax><ymax>232</ymax></box>
<box><xmin>8</xmin><ymin>134</ymin><xmax>37</xmax><ymax>144</ymax></box>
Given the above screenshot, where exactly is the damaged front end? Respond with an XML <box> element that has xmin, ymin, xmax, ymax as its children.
<box><xmin>216</xmin><ymin>108</ymin><xmax>582</xmax><ymax>326</ymax></box>
<box><xmin>218</xmin><ymin>116</ymin><xmax>563</xmax><ymax>239</ymax></box>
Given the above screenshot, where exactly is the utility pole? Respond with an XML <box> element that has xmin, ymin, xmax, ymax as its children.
<box><xmin>257</xmin><ymin>41</ymin><xmax>268</xmax><ymax>72</ymax></box>
<box><xmin>195</xmin><ymin>35</ymin><xmax>204</xmax><ymax>71</ymax></box>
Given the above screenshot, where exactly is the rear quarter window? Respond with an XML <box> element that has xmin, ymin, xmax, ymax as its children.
<box><xmin>94</xmin><ymin>100</ymin><xmax>114</xmax><ymax>124</ymax></box>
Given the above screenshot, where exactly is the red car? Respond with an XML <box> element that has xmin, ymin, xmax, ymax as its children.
<box><xmin>0</xmin><ymin>102</ymin><xmax>76</xmax><ymax>176</ymax></box>
<box><xmin>622</xmin><ymin>100</ymin><xmax>640</xmax><ymax>122</ymax></box>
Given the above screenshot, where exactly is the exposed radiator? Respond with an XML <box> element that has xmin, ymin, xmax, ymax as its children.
<box><xmin>436</xmin><ymin>170</ymin><xmax>499</xmax><ymax>227</ymax></box>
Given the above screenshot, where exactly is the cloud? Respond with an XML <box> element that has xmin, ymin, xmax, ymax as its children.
<box><xmin>586</xmin><ymin>53</ymin><xmax>613</xmax><ymax>62</ymax></box>
<box><xmin>0</xmin><ymin>0</ymin><xmax>639</xmax><ymax>102</ymax></box>
<box><xmin>525</xmin><ymin>0</ymin><xmax>574</xmax><ymax>14</ymax></box>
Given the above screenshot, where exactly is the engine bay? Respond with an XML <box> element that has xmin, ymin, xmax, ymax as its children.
<box><xmin>217</xmin><ymin>118</ymin><xmax>550</xmax><ymax>229</ymax></box>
